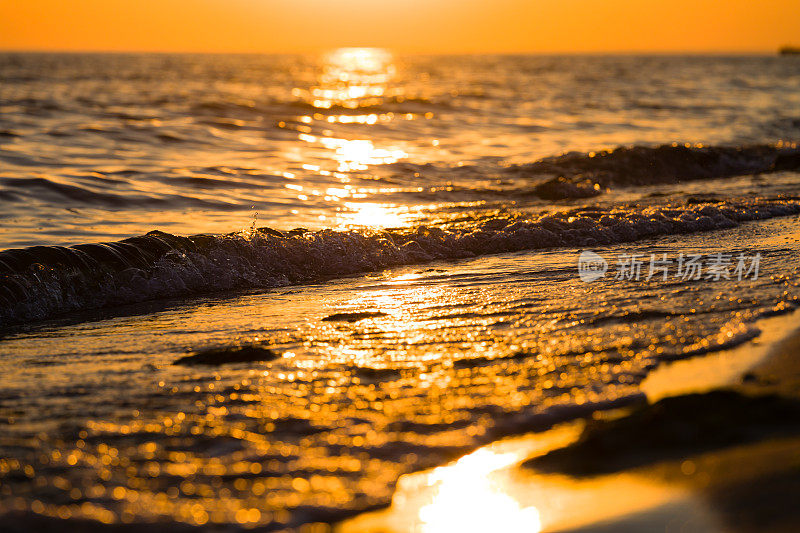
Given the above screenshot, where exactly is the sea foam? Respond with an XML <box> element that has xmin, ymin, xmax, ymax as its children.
<box><xmin>2</xmin><ymin>198</ymin><xmax>799</xmax><ymax>327</ymax></box>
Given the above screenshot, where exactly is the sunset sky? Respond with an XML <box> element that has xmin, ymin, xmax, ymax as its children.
<box><xmin>1</xmin><ymin>0</ymin><xmax>798</xmax><ymax>54</ymax></box>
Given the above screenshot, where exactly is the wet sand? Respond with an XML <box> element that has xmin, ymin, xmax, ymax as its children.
<box><xmin>340</xmin><ymin>312</ymin><xmax>800</xmax><ymax>533</ymax></box>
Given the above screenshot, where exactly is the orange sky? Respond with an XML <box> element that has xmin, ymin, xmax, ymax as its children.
<box><xmin>1</xmin><ymin>0</ymin><xmax>798</xmax><ymax>54</ymax></box>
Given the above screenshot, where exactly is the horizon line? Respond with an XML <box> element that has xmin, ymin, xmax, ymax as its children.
<box><xmin>0</xmin><ymin>47</ymin><xmax>790</xmax><ymax>56</ymax></box>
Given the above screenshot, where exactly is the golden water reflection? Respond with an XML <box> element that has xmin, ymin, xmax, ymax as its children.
<box><xmin>418</xmin><ymin>449</ymin><xmax>542</xmax><ymax>533</ymax></box>
<box><xmin>298</xmin><ymin>135</ymin><xmax>407</xmax><ymax>172</ymax></box>
<box><xmin>339</xmin><ymin>427</ymin><xmax>706</xmax><ymax>533</ymax></box>
<box><xmin>336</xmin><ymin>202</ymin><xmax>407</xmax><ymax>228</ymax></box>
<box><xmin>313</xmin><ymin>48</ymin><xmax>395</xmax><ymax>109</ymax></box>
<box><xmin>293</xmin><ymin>48</ymin><xmax>409</xmax><ymax>175</ymax></box>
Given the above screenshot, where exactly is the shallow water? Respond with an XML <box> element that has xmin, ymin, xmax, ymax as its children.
<box><xmin>2</xmin><ymin>51</ymin><xmax>800</xmax><ymax>530</ymax></box>
<box><xmin>3</xmin><ymin>213</ymin><xmax>800</xmax><ymax>528</ymax></box>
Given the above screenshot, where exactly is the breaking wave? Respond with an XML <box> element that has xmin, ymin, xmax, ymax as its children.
<box><xmin>507</xmin><ymin>142</ymin><xmax>800</xmax><ymax>190</ymax></box>
<box><xmin>2</xmin><ymin>198</ymin><xmax>800</xmax><ymax>327</ymax></box>
<box><xmin>379</xmin><ymin>143</ymin><xmax>800</xmax><ymax>201</ymax></box>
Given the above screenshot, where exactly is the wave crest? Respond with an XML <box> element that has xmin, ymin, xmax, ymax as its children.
<box><xmin>508</xmin><ymin>143</ymin><xmax>800</xmax><ymax>187</ymax></box>
<box><xmin>2</xmin><ymin>198</ymin><xmax>800</xmax><ymax>327</ymax></box>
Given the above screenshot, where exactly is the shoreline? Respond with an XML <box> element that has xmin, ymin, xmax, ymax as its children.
<box><xmin>339</xmin><ymin>308</ymin><xmax>800</xmax><ymax>532</ymax></box>
<box><xmin>641</xmin><ymin>306</ymin><xmax>800</xmax><ymax>401</ymax></box>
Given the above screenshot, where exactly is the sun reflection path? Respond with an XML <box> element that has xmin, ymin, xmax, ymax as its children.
<box><xmin>325</xmin><ymin>137</ymin><xmax>406</xmax><ymax>172</ymax></box>
<box><xmin>293</xmin><ymin>48</ymin><xmax>410</xmax><ymax>176</ymax></box>
<box><xmin>313</xmin><ymin>48</ymin><xmax>396</xmax><ymax>110</ymax></box>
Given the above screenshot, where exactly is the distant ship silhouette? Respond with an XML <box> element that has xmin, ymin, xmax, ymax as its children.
<box><xmin>779</xmin><ymin>46</ymin><xmax>800</xmax><ymax>55</ymax></box>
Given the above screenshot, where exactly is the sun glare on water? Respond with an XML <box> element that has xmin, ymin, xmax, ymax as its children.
<box><xmin>315</xmin><ymin>47</ymin><xmax>396</xmax><ymax>108</ymax></box>
<box><xmin>337</xmin><ymin>202</ymin><xmax>407</xmax><ymax>228</ymax></box>
<box><xmin>417</xmin><ymin>449</ymin><xmax>543</xmax><ymax>533</ymax></box>
<box><xmin>291</xmin><ymin>47</ymin><xmax>409</xmax><ymax>175</ymax></box>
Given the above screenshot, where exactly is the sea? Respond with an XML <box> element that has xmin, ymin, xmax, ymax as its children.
<box><xmin>1</xmin><ymin>50</ymin><xmax>800</xmax><ymax>530</ymax></box>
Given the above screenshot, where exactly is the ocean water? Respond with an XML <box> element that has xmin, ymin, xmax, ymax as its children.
<box><xmin>1</xmin><ymin>51</ymin><xmax>800</xmax><ymax>530</ymax></box>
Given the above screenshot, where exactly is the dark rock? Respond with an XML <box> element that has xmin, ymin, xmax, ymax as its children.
<box><xmin>173</xmin><ymin>345</ymin><xmax>280</xmax><ymax>366</ymax></box>
<box><xmin>532</xmin><ymin>176</ymin><xmax>601</xmax><ymax>200</ymax></box>
<box><xmin>322</xmin><ymin>311</ymin><xmax>388</xmax><ymax>323</ymax></box>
